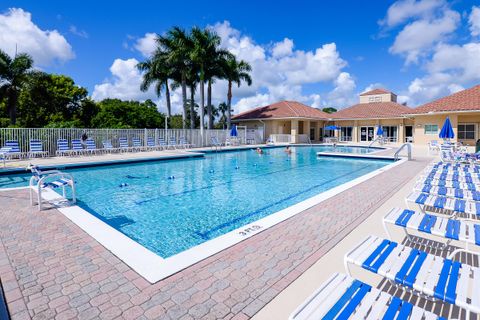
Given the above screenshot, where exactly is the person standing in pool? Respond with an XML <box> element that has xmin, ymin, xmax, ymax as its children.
<box><xmin>284</xmin><ymin>146</ymin><xmax>292</xmax><ymax>155</ymax></box>
<box><xmin>256</xmin><ymin>147</ymin><xmax>263</xmax><ymax>155</ymax></box>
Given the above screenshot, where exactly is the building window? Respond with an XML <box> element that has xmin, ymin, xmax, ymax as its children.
<box><xmin>340</xmin><ymin>127</ymin><xmax>353</xmax><ymax>142</ymax></box>
<box><xmin>375</xmin><ymin>96</ymin><xmax>381</xmax><ymax>102</ymax></box>
<box><xmin>458</xmin><ymin>123</ymin><xmax>475</xmax><ymax>140</ymax></box>
<box><xmin>424</xmin><ymin>124</ymin><xmax>438</xmax><ymax>135</ymax></box>
<box><xmin>381</xmin><ymin>126</ymin><xmax>398</xmax><ymax>142</ymax></box>
<box><xmin>368</xmin><ymin>96</ymin><xmax>375</xmax><ymax>102</ymax></box>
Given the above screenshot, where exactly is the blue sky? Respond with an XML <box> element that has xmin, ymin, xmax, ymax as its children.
<box><xmin>1</xmin><ymin>0</ymin><xmax>480</xmax><ymax>114</ymax></box>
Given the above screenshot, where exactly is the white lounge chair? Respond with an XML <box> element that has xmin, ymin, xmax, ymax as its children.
<box><xmin>132</xmin><ymin>137</ymin><xmax>144</xmax><ymax>152</ymax></box>
<box><xmin>421</xmin><ymin>170</ymin><xmax>480</xmax><ymax>184</ymax></box>
<box><xmin>417</xmin><ymin>176</ymin><xmax>479</xmax><ymax>191</ymax></box>
<box><xmin>211</xmin><ymin>136</ymin><xmax>222</xmax><ymax>149</ymax></box>
<box><xmin>1</xmin><ymin>140</ymin><xmax>23</xmax><ymax>159</ymax></box>
<box><xmin>146</xmin><ymin>137</ymin><xmax>157</xmax><ymax>151</ymax></box>
<box><xmin>102</xmin><ymin>140</ymin><xmax>118</xmax><ymax>153</ymax></box>
<box><xmin>406</xmin><ymin>191</ymin><xmax>479</xmax><ymax>218</ymax></box>
<box><xmin>289</xmin><ymin>273</ymin><xmax>445</xmax><ymax>320</ymax></box>
<box><xmin>345</xmin><ymin>235</ymin><xmax>480</xmax><ymax>318</ymax></box>
<box><xmin>158</xmin><ymin>138</ymin><xmax>167</xmax><ymax>150</ymax></box>
<box><xmin>28</xmin><ymin>165</ymin><xmax>76</xmax><ymax>211</ymax></box>
<box><xmin>28</xmin><ymin>139</ymin><xmax>48</xmax><ymax>158</ymax></box>
<box><xmin>414</xmin><ymin>183</ymin><xmax>480</xmax><ymax>201</ymax></box>
<box><xmin>119</xmin><ymin>137</ymin><xmax>131</xmax><ymax>152</ymax></box>
<box><xmin>56</xmin><ymin>139</ymin><xmax>72</xmax><ymax>156</ymax></box>
<box><xmin>178</xmin><ymin>137</ymin><xmax>191</xmax><ymax>149</ymax></box>
<box><xmin>85</xmin><ymin>139</ymin><xmax>98</xmax><ymax>155</ymax></box>
<box><xmin>71</xmin><ymin>139</ymin><xmax>84</xmax><ymax>155</ymax></box>
<box><xmin>383</xmin><ymin>207</ymin><xmax>480</xmax><ymax>259</ymax></box>
<box><xmin>168</xmin><ymin>137</ymin><xmax>177</xmax><ymax>149</ymax></box>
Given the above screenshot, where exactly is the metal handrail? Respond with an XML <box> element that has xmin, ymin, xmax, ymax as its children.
<box><xmin>394</xmin><ymin>143</ymin><xmax>412</xmax><ymax>161</ymax></box>
<box><xmin>368</xmin><ymin>136</ymin><xmax>383</xmax><ymax>149</ymax></box>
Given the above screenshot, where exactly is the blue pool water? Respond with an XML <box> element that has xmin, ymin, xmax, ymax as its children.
<box><xmin>0</xmin><ymin>146</ymin><xmax>390</xmax><ymax>257</ymax></box>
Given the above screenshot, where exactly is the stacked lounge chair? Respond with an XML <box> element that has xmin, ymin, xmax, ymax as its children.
<box><xmin>28</xmin><ymin>139</ymin><xmax>48</xmax><ymax>158</ymax></box>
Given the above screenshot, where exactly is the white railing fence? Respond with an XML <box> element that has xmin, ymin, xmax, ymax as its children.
<box><xmin>268</xmin><ymin>134</ymin><xmax>292</xmax><ymax>144</ymax></box>
<box><xmin>0</xmin><ymin>127</ymin><xmax>254</xmax><ymax>156</ymax></box>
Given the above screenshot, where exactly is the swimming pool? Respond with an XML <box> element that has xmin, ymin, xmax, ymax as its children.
<box><xmin>1</xmin><ymin>146</ymin><xmax>389</xmax><ymax>257</ymax></box>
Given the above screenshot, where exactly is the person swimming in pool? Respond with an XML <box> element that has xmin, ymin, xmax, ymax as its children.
<box><xmin>256</xmin><ymin>147</ymin><xmax>263</xmax><ymax>155</ymax></box>
<box><xmin>284</xmin><ymin>146</ymin><xmax>292</xmax><ymax>154</ymax></box>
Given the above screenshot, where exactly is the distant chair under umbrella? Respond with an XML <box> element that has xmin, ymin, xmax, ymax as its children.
<box><xmin>439</xmin><ymin>117</ymin><xmax>455</xmax><ymax>161</ymax></box>
<box><xmin>227</xmin><ymin>125</ymin><xmax>239</xmax><ymax>146</ymax></box>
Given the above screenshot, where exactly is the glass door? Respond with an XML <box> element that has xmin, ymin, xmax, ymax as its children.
<box><xmin>361</xmin><ymin>127</ymin><xmax>374</xmax><ymax>141</ymax></box>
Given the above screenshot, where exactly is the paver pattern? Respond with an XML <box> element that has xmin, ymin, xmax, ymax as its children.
<box><xmin>0</xmin><ymin>156</ymin><xmax>430</xmax><ymax>319</ymax></box>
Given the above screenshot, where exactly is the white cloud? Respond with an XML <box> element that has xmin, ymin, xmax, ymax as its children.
<box><xmin>327</xmin><ymin>72</ymin><xmax>357</xmax><ymax>107</ymax></box>
<box><xmin>469</xmin><ymin>6</ymin><xmax>480</xmax><ymax>37</ymax></box>
<box><xmin>0</xmin><ymin>8</ymin><xmax>74</xmax><ymax>66</ymax></box>
<box><xmin>381</xmin><ymin>0</ymin><xmax>446</xmax><ymax>27</ymax></box>
<box><xmin>389</xmin><ymin>9</ymin><xmax>460</xmax><ymax>64</ymax></box>
<box><xmin>271</xmin><ymin>38</ymin><xmax>293</xmax><ymax>58</ymax></box>
<box><xmin>134</xmin><ymin>32</ymin><xmax>157</xmax><ymax>57</ymax></box>
<box><xmin>69</xmin><ymin>25</ymin><xmax>88</xmax><ymax>38</ymax></box>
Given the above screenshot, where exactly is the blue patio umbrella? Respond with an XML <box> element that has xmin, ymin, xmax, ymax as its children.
<box><xmin>439</xmin><ymin>117</ymin><xmax>455</xmax><ymax>140</ymax></box>
<box><xmin>376</xmin><ymin>126</ymin><xmax>384</xmax><ymax>136</ymax></box>
<box><xmin>230</xmin><ymin>124</ymin><xmax>238</xmax><ymax>137</ymax></box>
<box><xmin>325</xmin><ymin>125</ymin><xmax>341</xmax><ymax>130</ymax></box>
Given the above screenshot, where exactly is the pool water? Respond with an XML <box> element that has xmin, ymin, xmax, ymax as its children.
<box><xmin>0</xmin><ymin>146</ymin><xmax>390</xmax><ymax>257</ymax></box>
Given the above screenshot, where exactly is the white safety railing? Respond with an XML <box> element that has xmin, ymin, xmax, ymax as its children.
<box><xmin>0</xmin><ymin>127</ymin><xmax>255</xmax><ymax>157</ymax></box>
<box><xmin>268</xmin><ymin>134</ymin><xmax>292</xmax><ymax>144</ymax></box>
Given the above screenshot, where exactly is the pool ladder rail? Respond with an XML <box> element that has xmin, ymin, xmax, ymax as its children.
<box><xmin>394</xmin><ymin>143</ymin><xmax>412</xmax><ymax>161</ymax></box>
<box><xmin>28</xmin><ymin>165</ymin><xmax>77</xmax><ymax>211</ymax></box>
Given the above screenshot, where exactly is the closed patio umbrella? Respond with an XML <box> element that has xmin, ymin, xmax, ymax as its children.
<box><xmin>439</xmin><ymin>117</ymin><xmax>454</xmax><ymax>140</ymax></box>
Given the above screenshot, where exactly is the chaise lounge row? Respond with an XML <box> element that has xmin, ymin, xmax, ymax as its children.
<box><xmin>290</xmin><ymin>159</ymin><xmax>480</xmax><ymax>319</ymax></box>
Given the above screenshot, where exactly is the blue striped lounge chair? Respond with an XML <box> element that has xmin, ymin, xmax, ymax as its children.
<box><xmin>71</xmin><ymin>139</ymin><xmax>84</xmax><ymax>155</ymax></box>
<box><xmin>406</xmin><ymin>191</ymin><xmax>479</xmax><ymax>218</ymax></box>
<box><xmin>102</xmin><ymin>140</ymin><xmax>117</xmax><ymax>153</ymax></box>
<box><xmin>431</xmin><ymin>162</ymin><xmax>480</xmax><ymax>170</ymax></box>
<box><xmin>56</xmin><ymin>139</ymin><xmax>72</xmax><ymax>156</ymax></box>
<box><xmin>85</xmin><ymin>139</ymin><xmax>98</xmax><ymax>154</ymax></box>
<box><xmin>414</xmin><ymin>183</ymin><xmax>480</xmax><ymax>201</ymax></box>
<box><xmin>158</xmin><ymin>138</ymin><xmax>167</xmax><ymax>150</ymax></box>
<box><xmin>178</xmin><ymin>137</ymin><xmax>191</xmax><ymax>149</ymax></box>
<box><xmin>422</xmin><ymin>170</ymin><xmax>480</xmax><ymax>184</ymax></box>
<box><xmin>28</xmin><ymin>139</ymin><xmax>48</xmax><ymax>158</ymax></box>
<box><xmin>417</xmin><ymin>176</ymin><xmax>479</xmax><ymax>191</ymax></box>
<box><xmin>1</xmin><ymin>140</ymin><xmax>23</xmax><ymax>159</ymax></box>
<box><xmin>132</xmin><ymin>137</ymin><xmax>144</xmax><ymax>151</ymax></box>
<box><xmin>168</xmin><ymin>137</ymin><xmax>177</xmax><ymax>149</ymax></box>
<box><xmin>345</xmin><ymin>235</ymin><xmax>480</xmax><ymax>317</ymax></box>
<box><xmin>383</xmin><ymin>207</ymin><xmax>480</xmax><ymax>259</ymax></box>
<box><xmin>425</xmin><ymin>166</ymin><xmax>480</xmax><ymax>175</ymax></box>
<box><xmin>289</xmin><ymin>273</ymin><xmax>445</xmax><ymax>320</ymax></box>
<box><xmin>119</xmin><ymin>137</ymin><xmax>131</xmax><ymax>152</ymax></box>
<box><xmin>146</xmin><ymin>137</ymin><xmax>156</xmax><ymax>150</ymax></box>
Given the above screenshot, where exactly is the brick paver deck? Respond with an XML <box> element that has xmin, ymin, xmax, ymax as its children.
<box><xmin>0</xmin><ymin>156</ymin><xmax>430</xmax><ymax>319</ymax></box>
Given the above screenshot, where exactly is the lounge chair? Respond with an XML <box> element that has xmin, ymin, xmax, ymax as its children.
<box><xmin>405</xmin><ymin>191</ymin><xmax>479</xmax><ymax>218</ymax></box>
<box><xmin>158</xmin><ymin>138</ymin><xmax>167</xmax><ymax>150</ymax></box>
<box><xmin>168</xmin><ymin>137</ymin><xmax>177</xmax><ymax>149</ymax></box>
<box><xmin>178</xmin><ymin>137</ymin><xmax>191</xmax><ymax>149</ymax></box>
<box><xmin>414</xmin><ymin>183</ymin><xmax>480</xmax><ymax>201</ymax></box>
<box><xmin>428</xmin><ymin>140</ymin><xmax>440</xmax><ymax>154</ymax></box>
<box><xmin>211</xmin><ymin>136</ymin><xmax>222</xmax><ymax>149</ymax></box>
<box><xmin>1</xmin><ymin>140</ymin><xmax>23</xmax><ymax>159</ymax></box>
<box><xmin>119</xmin><ymin>137</ymin><xmax>131</xmax><ymax>152</ymax></box>
<box><xmin>71</xmin><ymin>139</ymin><xmax>84</xmax><ymax>155</ymax></box>
<box><xmin>56</xmin><ymin>139</ymin><xmax>72</xmax><ymax>156</ymax></box>
<box><xmin>85</xmin><ymin>139</ymin><xmax>98</xmax><ymax>155</ymax></box>
<box><xmin>132</xmin><ymin>137</ymin><xmax>144</xmax><ymax>151</ymax></box>
<box><xmin>421</xmin><ymin>171</ymin><xmax>480</xmax><ymax>184</ymax></box>
<box><xmin>28</xmin><ymin>139</ymin><xmax>48</xmax><ymax>158</ymax></box>
<box><xmin>425</xmin><ymin>166</ymin><xmax>480</xmax><ymax>175</ymax></box>
<box><xmin>102</xmin><ymin>140</ymin><xmax>118</xmax><ymax>153</ymax></box>
<box><xmin>28</xmin><ymin>165</ymin><xmax>76</xmax><ymax>211</ymax></box>
<box><xmin>146</xmin><ymin>137</ymin><xmax>157</xmax><ymax>151</ymax></box>
<box><xmin>289</xmin><ymin>273</ymin><xmax>445</xmax><ymax>320</ymax></box>
<box><xmin>345</xmin><ymin>235</ymin><xmax>480</xmax><ymax>317</ymax></box>
<box><xmin>417</xmin><ymin>176</ymin><xmax>479</xmax><ymax>191</ymax></box>
<box><xmin>383</xmin><ymin>207</ymin><xmax>480</xmax><ymax>259</ymax></box>
<box><xmin>431</xmin><ymin>162</ymin><xmax>480</xmax><ymax>170</ymax></box>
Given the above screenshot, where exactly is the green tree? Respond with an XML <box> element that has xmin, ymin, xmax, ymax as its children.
<box><xmin>222</xmin><ymin>55</ymin><xmax>252</xmax><ymax>129</ymax></box>
<box><xmin>16</xmin><ymin>73</ymin><xmax>90</xmax><ymax>127</ymax></box>
<box><xmin>157</xmin><ymin>27</ymin><xmax>193</xmax><ymax>128</ymax></box>
<box><xmin>137</xmin><ymin>51</ymin><xmax>173</xmax><ymax>117</ymax></box>
<box><xmin>322</xmin><ymin>107</ymin><xmax>337</xmax><ymax>114</ymax></box>
<box><xmin>0</xmin><ymin>49</ymin><xmax>34</xmax><ymax>125</ymax></box>
<box><xmin>218</xmin><ymin>102</ymin><xmax>228</xmax><ymax>129</ymax></box>
<box><xmin>91</xmin><ymin>99</ymin><xmax>165</xmax><ymax>128</ymax></box>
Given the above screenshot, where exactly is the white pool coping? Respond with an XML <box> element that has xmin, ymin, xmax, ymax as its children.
<box><xmin>10</xmin><ymin>155</ymin><xmax>407</xmax><ymax>283</ymax></box>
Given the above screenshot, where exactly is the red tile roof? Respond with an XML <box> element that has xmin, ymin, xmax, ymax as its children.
<box><xmin>232</xmin><ymin>101</ymin><xmax>330</xmax><ymax>120</ymax></box>
<box><xmin>331</xmin><ymin>102</ymin><xmax>413</xmax><ymax>119</ymax></box>
<box><xmin>410</xmin><ymin>85</ymin><xmax>480</xmax><ymax>114</ymax></box>
<box><xmin>359</xmin><ymin>88</ymin><xmax>391</xmax><ymax>96</ymax></box>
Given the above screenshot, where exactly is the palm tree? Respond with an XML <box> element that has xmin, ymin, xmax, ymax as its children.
<box><xmin>218</xmin><ymin>102</ymin><xmax>228</xmax><ymax>129</ymax></box>
<box><xmin>204</xmin><ymin>51</ymin><xmax>231</xmax><ymax>129</ymax></box>
<box><xmin>0</xmin><ymin>49</ymin><xmax>33</xmax><ymax>125</ymax></box>
<box><xmin>137</xmin><ymin>50</ymin><xmax>173</xmax><ymax>117</ymax></box>
<box><xmin>157</xmin><ymin>27</ymin><xmax>192</xmax><ymax>128</ymax></box>
<box><xmin>190</xmin><ymin>27</ymin><xmax>230</xmax><ymax>131</ymax></box>
<box><xmin>222</xmin><ymin>55</ymin><xmax>252</xmax><ymax>129</ymax></box>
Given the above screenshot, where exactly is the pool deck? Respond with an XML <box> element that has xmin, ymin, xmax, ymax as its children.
<box><xmin>0</xmin><ymin>144</ymin><xmax>438</xmax><ymax>319</ymax></box>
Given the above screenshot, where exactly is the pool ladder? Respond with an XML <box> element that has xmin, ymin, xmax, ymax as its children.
<box><xmin>394</xmin><ymin>143</ymin><xmax>412</xmax><ymax>161</ymax></box>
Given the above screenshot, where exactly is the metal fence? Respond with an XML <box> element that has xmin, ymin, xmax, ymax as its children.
<box><xmin>0</xmin><ymin>127</ymin><xmax>251</xmax><ymax>157</ymax></box>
